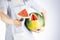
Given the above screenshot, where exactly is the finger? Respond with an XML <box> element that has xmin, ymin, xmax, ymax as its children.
<box><xmin>16</xmin><ymin>18</ymin><xmax>20</xmax><ymax>21</ymax></box>
<box><xmin>41</xmin><ymin>12</ymin><xmax>44</xmax><ymax>17</ymax></box>
<box><xmin>16</xmin><ymin>18</ymin><xmax>24</xmax><ymax>21</ymax></box>
<box><xmin>15</xmin><ymin>20</ymin><xmax>22</xmax><ymax>27</ymax></box>
<box><xmin>16</xmin><ymin>22</ymin><xmax>22</xmax><ymax>27</ymax></box>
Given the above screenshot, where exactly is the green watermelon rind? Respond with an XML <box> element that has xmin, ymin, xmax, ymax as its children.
<box><xmin>24</xmin><ymin>19</ymin><xmax>31</xmax><ymax>31</ymax></box>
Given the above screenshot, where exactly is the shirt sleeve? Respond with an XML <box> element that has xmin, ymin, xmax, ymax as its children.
<box><xmin>25</xmin><ymin>0</ymin><xmax>44</xmax><ymax>12</ymax></box>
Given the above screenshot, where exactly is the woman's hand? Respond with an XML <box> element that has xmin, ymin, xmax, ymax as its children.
<box><xmin>39</xmin><ymin>9</ymin><xmax>47</xmax><ymax>32</ymax></box>
<box><xmin>40</xmin><ymin>9</ymin><xmax>47</xmax><ymax>20</ymax></box>
<box><xmin>0</xmin><ymin>11</ymin><xmax>22</xmax><ymax>27</ymax></box>
<box><xmin>12</xmin><ymin>19</ymin><xmax>22</xmax><ymax>27</ymax></box>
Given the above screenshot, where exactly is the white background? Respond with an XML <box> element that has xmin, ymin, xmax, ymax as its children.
<box><xmin>0</xmin><ymin>0</ymin><xmax>60</xmax><ymax>40</ymax></box>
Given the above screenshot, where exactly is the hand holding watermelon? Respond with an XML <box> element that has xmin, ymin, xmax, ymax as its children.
<box><xmin>17</xmin><ymin>8</ymin><xmax>45</xmax><ymax>32</ymax></box>
<box><xmin>13</xmin><ymin>19</ymin><xmax>22</xmax><ymax>27</ymax></box>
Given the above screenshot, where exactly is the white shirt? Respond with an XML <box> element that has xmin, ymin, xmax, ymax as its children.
<box><xmin>0</xmin><ymin>0</ymin><xmax>43</xmax><ymax>40</ymax></box>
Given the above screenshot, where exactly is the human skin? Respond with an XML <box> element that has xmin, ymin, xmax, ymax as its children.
<box><xmin>0</xmin><ymin>11</ymin><xmax>22</xmax><ymax>27</ymax></box>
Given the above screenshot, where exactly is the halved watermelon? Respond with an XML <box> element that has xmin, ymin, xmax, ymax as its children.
<box><xmin>24</xmin><ymin>12</ymin><xmax>45</xmax><ymax>32</ymax></box>
<box><xmin>18</xmin><ymin>9</ymin><xmax>29</xmax><ymax>17</ymax></box>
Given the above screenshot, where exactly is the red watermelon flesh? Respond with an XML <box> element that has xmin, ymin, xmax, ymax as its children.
<box><xmin>18</xmin><ymin>9</ymin><xmax>28</xmax><ymax>17</ymax></box>
<box><xmin>31</xmin><ymin>14</ymin><xmax>37</xmax><ymax>20</ymax></box>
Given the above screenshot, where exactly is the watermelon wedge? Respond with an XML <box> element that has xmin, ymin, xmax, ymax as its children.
<box><xmin>31</xmin><ymin>14</ymin><xmax>37</xmax><ymax>20</ymax></box>
<box><xmin>18</xmin><ymin>9</ymin><xmax>29</xmax><ymax>17</ymax></box>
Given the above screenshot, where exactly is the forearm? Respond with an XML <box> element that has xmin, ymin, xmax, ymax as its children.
<box><xmin>0</xmin><ymin>11</ymin><xmax>14</xmax><ymax>25</ymax></box>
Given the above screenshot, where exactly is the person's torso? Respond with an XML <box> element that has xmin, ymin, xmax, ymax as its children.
<box><xmin>6</xmin><ymin>0</ymin><xmax>35</xmax><ymax>40</ymax></box>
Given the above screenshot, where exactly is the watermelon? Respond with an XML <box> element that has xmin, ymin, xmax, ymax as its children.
<box><xmin>18</xmin><ymin>9</ymin><xmax>29</xmax><ymax>17</ymax></box>
<box><xmin>24</xmin><ymin>12</ymin><xmax>45</xmax><ymax>32</ymax></box>
<box><xmin>31</xmin><ymin>14</ymin><xmax>37</xmax><ymax>20</ymax></box>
